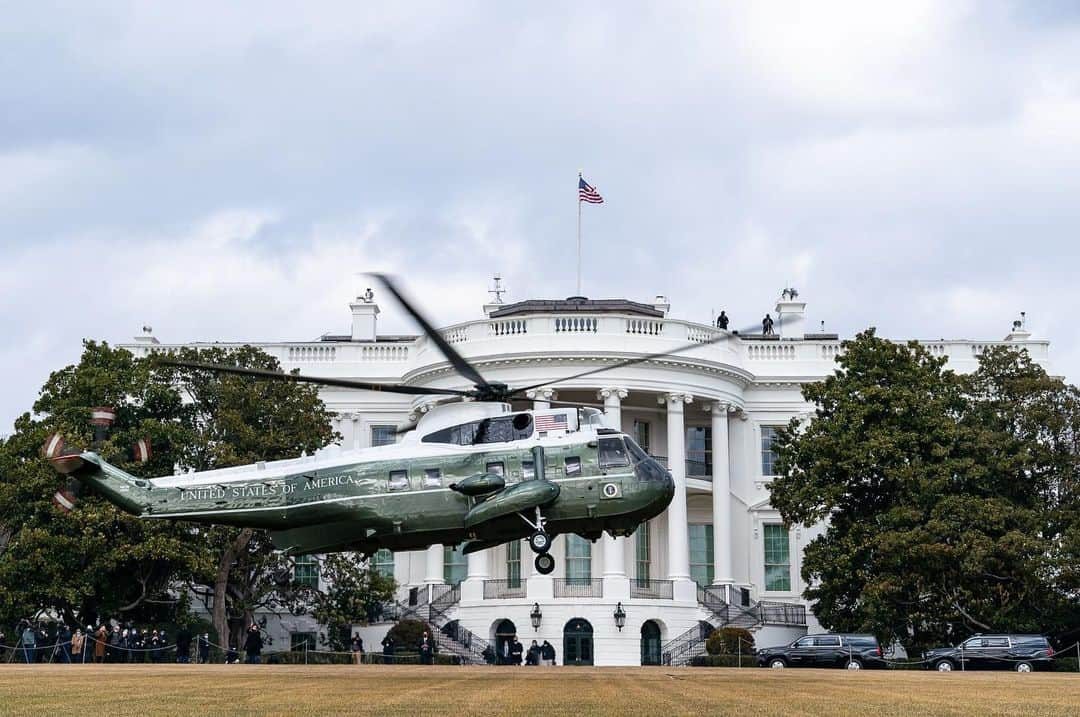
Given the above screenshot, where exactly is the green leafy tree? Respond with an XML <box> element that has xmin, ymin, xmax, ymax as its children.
<box><xmin>0</xmin><ymin>341</ymin><xmax>338</xmax><ymax>646</ymax></box>
<box><xmin>770</xmin><ymin>330</ymin><xmax>1080</xmax><ymax>649</ymax></box>
<box><xmin>0</xmin><ymin>341</ymin><xmax>207</xmax><ymax>627</ymax></box>
<box><xmin>308</xmin><ymin>554</ymin><xmax>396</xmax><ymax>651</ymax></box>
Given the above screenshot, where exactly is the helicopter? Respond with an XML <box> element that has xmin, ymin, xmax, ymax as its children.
<box><xmin>44</xmin><ymin>275</ymin><xmax>746</xmax><ymax>575</ymax></box>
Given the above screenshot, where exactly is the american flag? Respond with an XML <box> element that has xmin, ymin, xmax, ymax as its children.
<box><xmin>535</xmin><ymin>413</ymin><xmax>568</xmax><ymax>432</ymax></box>
<box><xmin>579</xmin><ymin>176</ymin><xmax>604</xmax><ymax>204</ymax></box>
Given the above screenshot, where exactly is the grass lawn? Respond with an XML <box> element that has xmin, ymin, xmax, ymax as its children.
<box><xmin>0</xmin><ymin>665</ymin><xmax>1077</xmax><ymax>716</ymax></box>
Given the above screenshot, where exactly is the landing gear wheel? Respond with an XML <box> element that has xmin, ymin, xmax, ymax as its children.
<box><xmin>529</xmin><ymin>531</ymin><xmax>552</xmax><ymax>554</ymax></box>
<box><xmin>534</xmin><ymin>553</ymin><xmax>555</xmax><ymax>575</ymax></box>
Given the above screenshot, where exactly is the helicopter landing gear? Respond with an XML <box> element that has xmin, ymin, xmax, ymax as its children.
<box><xmin>534</xmin><ymin>553</ymin><xmax>555</xmax><ymax>575</ymax></box>
<box><xmin>528</xmin><ymin>530</ymin><xmax>552</xmax><ymax>554</ymax></box>
<box><xmin>520</xmin><ymin>507</ymin><xmax>552</xmax><ymax>555</ymax></box>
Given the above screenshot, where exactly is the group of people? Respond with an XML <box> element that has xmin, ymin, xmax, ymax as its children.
<box><xmin>1</xmin><ymin>621</ymin><xmax>213</xmax><ymax>664</ymax></box>
<box><xmin>483</xmin><ymin>637</ymin><xmax>556</xmax><ymax>666</ymax></box>
<box><xmin>713</xmin><ymin>310</ymin><xmax>779</xmax><ymax>337</ymax></box>
<box><xmin>376</xmin><ymin>630</ymin><xmax>435</xmax><ymax>665</ymax></box>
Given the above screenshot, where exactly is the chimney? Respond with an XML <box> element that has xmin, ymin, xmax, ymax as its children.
<box><xmin>775</xmin><ymin>288</ymin><xmax>806</xmax><ymax>339</ymax></box>
<box><xmin>653</xmin><ymin>294</ymin><xmax>670</xmax><ymax>316</ymax></box>
<box><xmin>350</xmin><ymin>292</ymin><xmax>380</xmax><ymax>342</ymax></box>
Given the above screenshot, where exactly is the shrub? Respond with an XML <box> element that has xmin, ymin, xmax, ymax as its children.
<box><xmin>386</xmin><ymin>619</ymin><xmax>435</xmax><ymax>650</ymax></box>
<box><xmin>705</xmin><ymin>627</ymin><xmax>754</xmax><ymax>656</ymax></box>
<box><xmin>690</xmin><ymin>655</ymin><xmax>752</xmax><ymax>667</ymax></box>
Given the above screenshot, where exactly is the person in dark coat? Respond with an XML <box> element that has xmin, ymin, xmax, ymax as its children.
<box><xmin>198</xmin><ymin>633</ymin><xmax>210</xmax><ymax>664</ymax></box>
<box><xmin>540</xmin><ymin>640</ymin><xmax>556</xmax><ymax>666</ymax></box>
<box><xmin>381</xmin><ymin>635</ymin><xmax>394</xmax><ymax>665</ymax></box>
<box><xmin>526</xmin><ymin>640</ymin><xmax>540</xmax><ymax>666</ymax></box>
<box><xmin>481</xmin><ymin>644</ymin><xmax>495</xmax><ymax>665</ymax></box>
<box><xmin>226</xmin><ymin>644</ymin><xmax>239</xmax><ymax>664</ymax></box>
<box><xmin>176</xmin><ymin>626</ymin><xmax>192</xmax><ymax>664</ymax></box>
<box><xmin>243</xmin><ymin>623</ymin><xmax>263</xmax><ymax>664</ymax></box>
<box><xmin>716</xmin><ymin>311</ymin><xmax>729</xmax><ymax>330</ymax></box>
<box><xmin>350</xmin><ymin>634</ymin><xmax>364</xmax><ymax>665</ymax></box>
<box><xmin>762</xmin><ymin>313</ymin><xmax>774</xmax><ymax>335</ymax></box>
<box><xmin>417</xmin><ymin>631</ymin><xmax>434</xmax><ymax>665</ymax></box>
<box><xmin>510</xmin><ymin>637</ymin><xmax>523</xmax><ymax>666</ymax></box>
<box><xmin>58</xmin><ymin>624</ymin><xmax>72</xmax><ymax>663</ymax></box>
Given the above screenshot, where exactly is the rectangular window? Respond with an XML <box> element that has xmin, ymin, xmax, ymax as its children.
<box><xmin>522</xmin><ymin>460</ymin><xmax>535</xmax><ymax>479</ymax></box>
<box><xmin>761</xmin><ymin>426</ymin><xmax>781</xmax><ymax>476</ymax></box>
<box><xmin>598</xmin><ymin>437</ymin><xmax>629</xmax><ymax>469</ymax></box>
<box><xmin>423</xmin><ymin>468</ymin><xmax>442</xmax><ymax>488</ymax></box>
<box><xmin>564</xmin><ymin>456</ymin><xmax>581</xmax><ymax>475</ymax></box>
<box><xmin>371</xmin><ymin>425</ymin><xmax>397</xmax><ymax>447</ymax></box>
<box><xmin>444</xmin><ymin>545</ymin><xmax>466</xmax><ymax>586</ymax></box>
<box><xmin>689</xmin><ymin>524</ymin><xmax>714</xmax><ymax>588</ymax></box>
<box><xmin>633</xmin><ymin>420</ymin><xmax>651</xmax><ymax>454</ymax></box>
<box><xmin>485</xmin><ymin>461</ymin><xmax>505</xmax><ymax>476</ymax></box>
<box><xmin>507</xmin><ymin>540</ymin><xmax>521</xmax><ymax>588</ymax></box>
<box><xmin>290</xmin><ymin>632</ymin><xmax>316</xmax><ymax>651</ymax></box>
<box><xmin>372</xmin><ymin>548</ymin><xmax>394</xmax><ymax>578</ymax></box>
<box><xmin>293</xmin><ymin>555</ymin><xmax>319</xmax><ymax>589</ymax></box>
<box><xmin>388</xmin><ymin>469</ymin><xmax>409</xmax><ymax>491</ymax></box>
<box><xmin>763</xmin><ymin>524</ymin><xmax>791</xmax><ymax>591</ymax></box>
<box><xmin>635</xmin><ymin>522</ymin><xmax>650</xmax><ymax>584</ymax></box>
<box><xmin>565</xmin><ymin>534</ymin><xmax>592</xmax><ymax>585</ymax></box>
<box><xmin>686</xmin><ymin>426</ymin><xmax>712</xmax><ymax>477</ymax></box>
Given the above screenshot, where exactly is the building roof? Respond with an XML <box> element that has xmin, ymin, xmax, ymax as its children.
<box><xmin>489</xmin><ymin>297</ymin><xmax>664</xmax><ymax>319</ymax></box>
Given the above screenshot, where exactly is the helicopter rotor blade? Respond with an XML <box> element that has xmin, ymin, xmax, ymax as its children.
<box><xmin>371</xmin><ymin>273</ymin><xmax>491</xmax><ymax>390</ymax></box>
<box><xmin>155</xmin><ymin>359</ymin><xmax>472</xmax><ymax>397</ymax></box>
<box><xmin>509</xmin><ymin>323</ymin><xmax>761</xmax><ymax>397</ymax></box>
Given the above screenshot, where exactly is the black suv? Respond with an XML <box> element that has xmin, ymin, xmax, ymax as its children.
<box><xmin>922</xmin><ymin>634</ymin><xmax>1054</xmax><ymax>673</ymax></box>
<box><xmin>756</xmin><ymin>633</ymin><xmax>885</xmax><ymax>670</ymax></box>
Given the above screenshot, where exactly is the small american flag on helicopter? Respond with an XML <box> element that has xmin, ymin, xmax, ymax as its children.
<box><xmin>535</xmin><ymin>414</ymin><xmax>568</xmax><ymax>432</ymax></box>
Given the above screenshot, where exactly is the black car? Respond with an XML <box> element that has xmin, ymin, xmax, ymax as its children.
<box><xmin>922</xmin><ymin>634</ymin><xmax>1054</xmax><ymax>673</ymax></box>
<box><xmin>756</xmin><ymin>633</ymin><xmax>885</xmax><ymax>670</ymax></box>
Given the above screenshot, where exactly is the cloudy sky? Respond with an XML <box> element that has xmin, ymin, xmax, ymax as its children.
<box><xmin>3</xmin><ymin>1</ymin><xmax>1080</xmax><ymax>432</ymax></box>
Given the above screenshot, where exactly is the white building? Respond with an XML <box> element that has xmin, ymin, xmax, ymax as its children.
<box><xmin>123</xmin><ymin>287</ymin><xmax>1049</xmax><ymax>665</ymax></box>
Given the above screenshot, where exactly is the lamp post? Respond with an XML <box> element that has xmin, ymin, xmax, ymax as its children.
<box><xmin>613</xmin><ymin>602</ymin><xmax>626</xmax><ymax>632</ymax></box>
<box><xmin>530</xmin><ymin>602</ymin><xmax>542</xmax><ymax>631</ymax></box>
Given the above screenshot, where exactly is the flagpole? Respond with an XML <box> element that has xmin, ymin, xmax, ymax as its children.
<box><xmin>577</xmin><ymin>169</ymin><xmax>582</xmax><ymax>295</ymax></box>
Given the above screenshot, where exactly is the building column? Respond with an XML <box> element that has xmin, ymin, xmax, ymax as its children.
<box><xmin>424</xmin><ymin>544</ymin><xmax>443</xmax><ymax>585</ymax></box>
<box><xmin>460</xmin><ymin>544</ymin><xmax>490</xmax><ymax>601</ymax></box>
<box><xmin>350</xmin><ymin>413</ymin><xmax>362</xmax><ymax>451</ymax></box>
<box><xmin>662</xmin><ymin>393</ymin><xmax>692</xmax><ymax>586</ymax></box>
<box><xmin>599</xmin><ymin>388</ymin><xmax>630</xmax><ymax>599</ymax></box>
<box><xmin>526</xmin><ymin>388</ymin><xmax>556</xmax><ymax>410</ymax></box>
<box><xmin>711</xmin><ymin>402</ymin><xmax>734</xmax><ymax>593</ymax></box>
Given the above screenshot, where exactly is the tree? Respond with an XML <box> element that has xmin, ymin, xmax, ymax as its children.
<box><xmin>0</xmin><ymin>341</ymin><xmax>208</xmax><ymax>627</ymax></box>
<box><xmin>0</xmin><ymin>341</ymin><xmax>339</xmax><ymax>644</ymax></box>
<box><xmin>770</xmin><ymin>330</ymin><xmax>1080</xmax><ymax>649</ymax></box>
<box><xmin>308</xmin><ymin>554</ymin><xmax>396</xmax><ymax>651</ymax></box>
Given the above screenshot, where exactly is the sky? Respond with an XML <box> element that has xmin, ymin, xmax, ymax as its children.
<box><xmin>3</xmin><ymin>1</ymin><xmax>1080</xmax><ymax>432</ymax></box>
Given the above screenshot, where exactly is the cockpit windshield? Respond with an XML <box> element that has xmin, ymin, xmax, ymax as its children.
<box><xmin>623</xmin><ymin>436</ymin><xmax>650</xmax><ymax>464</ymax></box>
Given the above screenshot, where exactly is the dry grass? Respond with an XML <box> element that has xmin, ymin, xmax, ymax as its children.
<box><xmin>0</xmin><ymin>664</ymin><xmax>1077</xmax><ymax>716</ymax></box>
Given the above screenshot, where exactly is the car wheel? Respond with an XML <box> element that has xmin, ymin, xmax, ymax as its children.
<box><xmin>935</xmin><ymin>660</ymin><xmax>954</xmax><ymax>672</ymax></box>
<box><xmin>1015</xmin><ymin>661</ymin><xmax>1033</xmax><ymax>673</ymax></box>
<box><xmin>769</xmin><ymin>658</ymin><xmax>786</xmax><ymax>669</ymax></box>
<box><xmin>845</xmin><ymin>658</ymin><xmax>862</xmax><ymax>670</ymax></box>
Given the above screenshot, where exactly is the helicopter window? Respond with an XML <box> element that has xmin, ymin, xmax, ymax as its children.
<box><xmin>423</xmin><ymin>468</ymin><xmax>442</xmax><ymax>488</ymax></box>
<box><xmin>623</xmin><ymin>437</ymin><xmax>650</xmax><ymax>464</ymax></box>
<box><xmin>421</xmin><ymin>415</ymin><xmax>534</xmax><ymax>445</ymax></box>
<box><xmin>485</xmin><ymin>461</ymin><xmax>505</xmax><ymax>477</ymax></box>
<box><xmin>598</xmin><ymin>437</ymin><xmax>630</xmax><ymax>469</ymax></box>
<box><xmin>388</xmin><ymin>470</ymin><xmax>409</xmax><ymax>491</ymax></box>
<box><xmin>564</xmin><ymin>456</ymin><xmax>582</xmax><ymax>476</ymax></box>
<box><xmin>522</xmin><ymin>461</ymin><xmax>535</xmax><ymax>479</ymax></box>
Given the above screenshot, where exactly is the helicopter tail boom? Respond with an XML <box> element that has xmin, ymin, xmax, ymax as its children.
<box><xmin>45</xmin><ymin>446</ymin><xmax>151</xmax><ymax>517</ymax></box>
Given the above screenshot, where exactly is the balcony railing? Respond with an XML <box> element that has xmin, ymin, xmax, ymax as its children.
<box><xmin>759</xmin><ymin>601</ymin><xmax>807</xmax><ymax>626</ymax></box>
<box><xmin>554</xmin><ymin>578</ymin><xmax>603</xmax><ymax>598</ymax></box>
<box><xmin>483</xmin><ymin>579</ymin><xmax>526</xmax><ymax>599</ymax></box>
<box><xmin>630</xmin><ymin>578</ymin><xmax>674</xmax><ymax>600</ymax></box>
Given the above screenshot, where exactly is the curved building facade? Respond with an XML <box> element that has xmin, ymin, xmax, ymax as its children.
<box><xmin>123</xmin><ymin>289</ymin><xmax>1049</xmax><ymax>665</ymax></box>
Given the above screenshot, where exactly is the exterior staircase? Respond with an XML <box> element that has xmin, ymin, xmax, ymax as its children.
<box><xmin>659</xmin><ymin>586</ymin><xmax>807</xmax><ymax>666</ymax></box>
<box><xmin>381</xmin><ymin>584</ymin><xmax>489</xmax><ymax>664</ymax></box>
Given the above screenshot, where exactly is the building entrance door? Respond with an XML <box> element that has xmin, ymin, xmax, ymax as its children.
<box><xmin>640</xmin><ymin>620</ymin><xmax>661</xmax><ymax>665</ymax></box>
<box><xmin>494</xmin><ymin>619</ymin><xmax>517</xmax><ymax>665</ymax></box>
<box><xmin>563</xmin><ymin>618</ymin><xmax>594</xmax><ymax>666</ymax></box>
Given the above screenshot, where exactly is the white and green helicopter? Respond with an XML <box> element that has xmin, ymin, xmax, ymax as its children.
<box><xmin>45</xmin><ymin>276</ymin><xmax>741</xmax><ymax>574</ymax></box>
